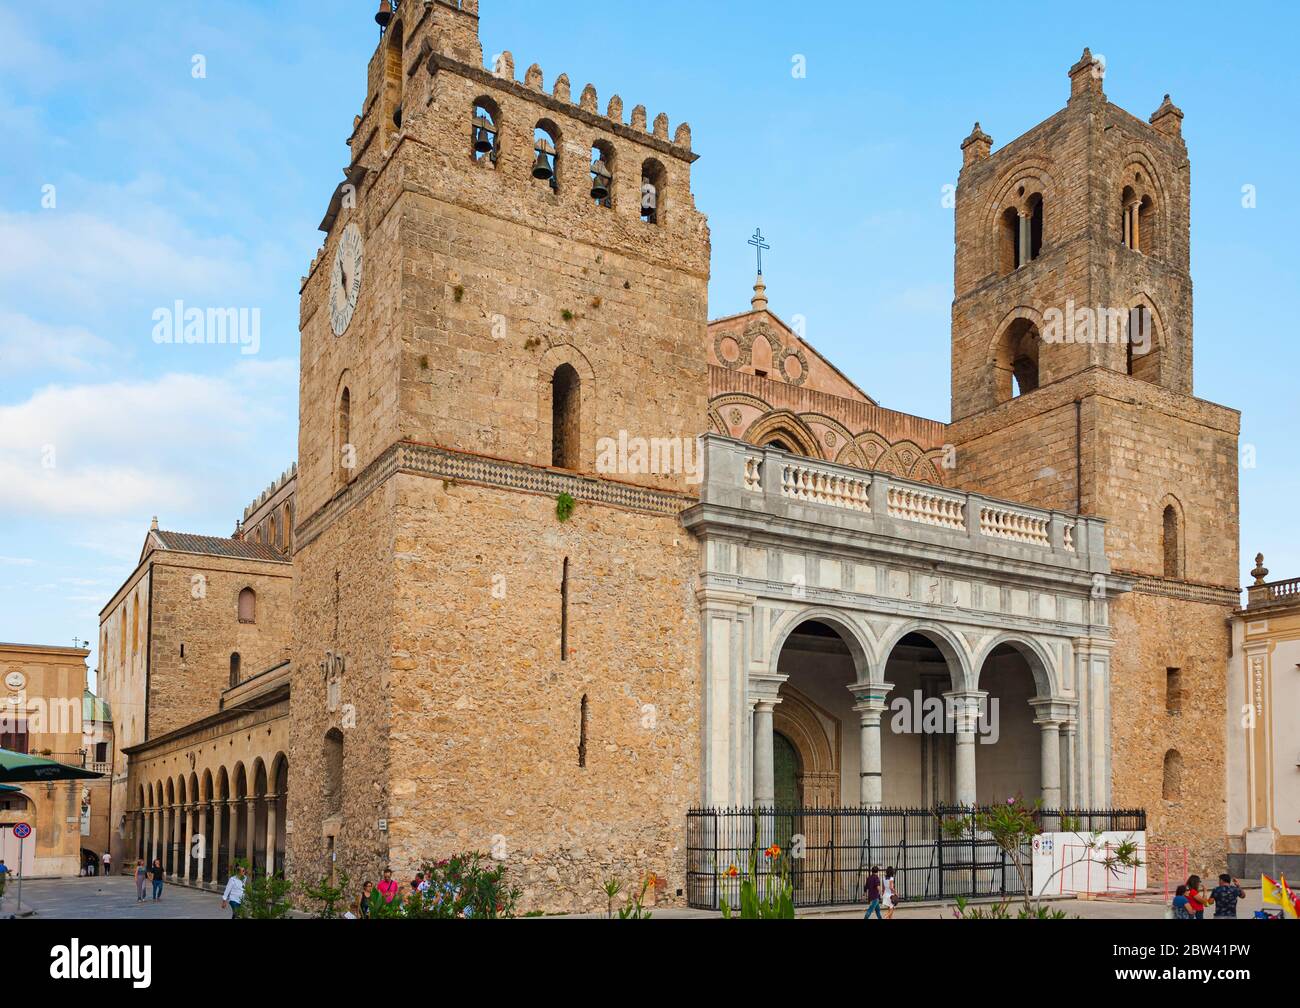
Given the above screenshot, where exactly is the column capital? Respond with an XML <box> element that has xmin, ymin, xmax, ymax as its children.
<box><xmin>943</xmin><ymin>689</ymin><xmax>988</xmax><ymax>733</ymax></box>
<box><xmin>751</xmin><ymin>698</ymin><xmax>779</xmax><ymax>714</ymax></box>
<box><xmin>848</xmin><ymin>681</ymin><xmax>894</xmax><ymax>716</ymax></box>
<box><xmin>1030</xmin><ymin>697</ymin><xmax>1075</xmax><ymax>725</ymax></box>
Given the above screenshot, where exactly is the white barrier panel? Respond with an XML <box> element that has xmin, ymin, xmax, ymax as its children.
<box><xmin>0</xmin><ymin>824</ymin><xmax>37</xmax><ymax>877</ymax></box>
<box><xmin>1031</xmin><ymin>831</ymin><xmax>1147</xmax><ymax>897</ymax></box>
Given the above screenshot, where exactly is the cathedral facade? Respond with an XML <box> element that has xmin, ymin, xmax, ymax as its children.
<box><xmin>106</xmin><ymin>0</ymin><xmax>1239</xmax><ymax>912</ymax></box>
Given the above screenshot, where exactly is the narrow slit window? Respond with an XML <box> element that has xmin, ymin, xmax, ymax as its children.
<box><xmin>560</xmin><ymin>557</ymin><xmax>570</xmax><ymax>661</ymax></box>
<box><xmin>578</xmin><ymin>693</ymin><xmax>588</xmax><ymax>768</ymax></box>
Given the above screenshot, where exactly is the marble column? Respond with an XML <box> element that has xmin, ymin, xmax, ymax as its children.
<box><xmin>1018</xmin><ymin>210</ymin><xmax>1032</xmax><ymax>266</ymax></box>
<box><xmin>1128</xmin><ymin>200</ymin><xmax>1142</xmax><ymax>250</ymax></box>
<box><xmin>1037</xmin><ymin>718</ymin><xmax>1062</xmax><ymax>809</ymax></box>
<box><xmin>752</xmin><ymin>701</ymin><xmax>777</xmax><ymax>809</ymax></box>
<box><xmin>245</xmin><ymin>798</ymin><xmax>258</xmax><ymax>874</ymax></box>
<box><xmin>1061</xmin><ymin>721</ymin><xmax>1077</xmax><ymax>808</ymax></box>
<box><xmin>180</xmin><ymin>804</ymin><xmax>192</xmax><ymax>883</ymax></box>
<box><xmin>226</xmin><ymin>799</ymin><xmax>240</xmax><ymax>874</ymax></box>
<box><xmin>850</xmin><ymin>684</ymin><xmax>893</xmax><ymax>808</ymax></box>
<box><xmin>171</xmin><ymin>804</ymin><xmax>181</xmax><ymax>875</ymax></box>
<box><xmin>265</xmin><ymin>793</ymin><xmax>279</xmax><ymax>876</ymax></box>
<box><xmin>946</xmin><ymin>691</ymin><xmax>986</xmax><ymax>807</ymax></box>
<box><xmin>196</xmin><ymin>802</ymin><xmax>211</xmax><ymax>884</ymax></box>
<box><xmin>210</xmin><ymin>800</ymin><xmax>225</xmax><ymax>885</ymax></box>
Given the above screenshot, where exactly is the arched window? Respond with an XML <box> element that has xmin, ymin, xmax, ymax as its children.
<box><xmin>994</xmin><ymin>318</ymin><xmax>1041</xmax><ymax>401</ymax></box>
<box><xmin>590</xmin><ymin>141</ymin><xmax>614</xmax><ymax>208</ymax></box>
<box><xmin>1000</xmin><ymin>194</ymin><xmax>1043</xmax><ymax>273</ymax></box>
<box><xmin>1126</xmin><ymin>304</ymin><xmax>1160</xmax><ymax>383</ymax></box>
<box><xmin>323</xmin><ymin>728</ymin><xmax>344</xmax><ymax>816</ymax></box>
<box><xmin>532</xmin><ymin>121</ymin><xmax>560</xmax><ymax>192</ymax></box>
<box><xmin>471</xmin><ymin>98</ymin><xmax>499</xmax><ymax>164</ymax></box>
<box><xmin>131</xmin><ymin>596</ymin><xmax>138</xmax><ymax>654</ymax></box>
<box><xmin>999</xmin><ymin>207</ymin><xmax>1019</xmax><ymax>276</ymax></box>
<box><xmin>1138</xmin><ymin>196</ymin><xmax>1156</xmax><ymax>253</ymax></box>
<box><xmin>1162</xmin><ymin>503</ymin><xmax>1182</xmax><ymax>579</ymax></box>
<box><xmin>229</xmin><ymin>652</ymin><xmax>241</xmax><ymax>688</ymax></box>
<box><xmin>337</xmin><ymin>386</ymin><xmax>353</xmax><ymax>487</ymax></box>
<box><xmin>1121</xmin><ymin>176</ymin><xmax>1157</xmax><ymax>254</ymax></box>
<box><xmin>551</xmin><ymin>364</ymin><xmax>581</xmax><ymax>470</ymax></box>
<box><xmin>1026</xmin><ymin>193</ymin><xmax>1043</xmax><ymax>261</ymax></box>
<box><xmin>641</xmin><ymin>158</ymin><xmax>665</xmax><ymax>224</ymax></box>
<box><xmin>238</xmin><ymin>587</ymin><xmax>256</xmax><ymax>624</ymax></box>
<box><xmin>382</xmin><ymin>22</ymin><xmax>404</xmax><ymax>140</ymax></box>
<box><xmin>1162</xmin><ymin>749</ymin><xmax>1183</xmax><ymax>800</ymax></box>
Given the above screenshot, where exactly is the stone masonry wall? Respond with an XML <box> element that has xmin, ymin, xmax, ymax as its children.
<box><xmin>1110</xmin><ymin>590</ymin><xmax>1229</xmax><ymax>877</ymax></box>
<box><xmin>386</xmin><ymin>474</ymin><xmax>699</xmax><ymax>913</ymax></box>
<box><xmin>287</xmin><ymin>483</ymin><xmax>396</xmax><ymax>893</ymax></box>
<box><xmin>147</xmin><ymin>555</ymin><xmax>292</xmax><ymax>739</ymax></box>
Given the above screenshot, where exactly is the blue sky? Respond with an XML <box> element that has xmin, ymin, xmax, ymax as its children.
<box><xmin>2</xmin><ymin>0</ymin><xmax>1296</xmax><ymax>685</ymax></box>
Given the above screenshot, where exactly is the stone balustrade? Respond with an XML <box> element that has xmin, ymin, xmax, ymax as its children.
<box><xmin>708</xmin><ymin>436</ymin><xmax>1104</xmax><ymax>565</ymax></box>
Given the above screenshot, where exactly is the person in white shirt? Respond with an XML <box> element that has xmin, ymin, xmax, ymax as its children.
<box><xmin>101</xmin><ymin>851</ymin><xmax>112</xmax><ymax>875</ymax></box>
<box><xmin>221</xmin><ymin>864</ymin><xmax>247</xmax><ymax>919</ymax></box>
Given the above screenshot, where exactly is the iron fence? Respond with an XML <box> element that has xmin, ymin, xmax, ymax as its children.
<box><xmin>685</xmin><ymin>806</ymin><xmax>1147</xmax><ymax>910</ymax></box>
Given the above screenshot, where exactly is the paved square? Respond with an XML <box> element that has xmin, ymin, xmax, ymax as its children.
<box><xmin>4</xmin><ymin>875</ymin><xmax>230</xmax><ymax>920</ymax></box>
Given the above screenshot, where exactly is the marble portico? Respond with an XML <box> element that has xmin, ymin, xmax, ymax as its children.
<box><xmin>683</xmin><ymin>435</ymin><xmax>1128</xmax><ymax>813</ymax></box>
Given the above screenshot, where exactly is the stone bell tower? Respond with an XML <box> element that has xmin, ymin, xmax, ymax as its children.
<box><xmin>946</xmin><ymin>50</ymin><xmax>1240</xmax><ymax>874</ymax></box>
<box><xmin>951</xmin><ymin>48</ymin><xmax>1193</xmax><ymax>424</ymax></box>
<box><xmin>288</xmin><ymin>0</ymin><xmax>711</xmax><ymax>910</ymax></box>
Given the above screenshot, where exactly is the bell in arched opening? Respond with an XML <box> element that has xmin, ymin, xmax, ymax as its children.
<box><xmin>590</xmin><ymin>158</ymin><xmax>611</xmax><ymax>202</ymax></box>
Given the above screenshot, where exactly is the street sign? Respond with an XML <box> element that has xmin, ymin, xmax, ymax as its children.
<box><xmin>11</xmin><ymin>822</ymin><xmax>31</xmax><ymax>839</ymax></box>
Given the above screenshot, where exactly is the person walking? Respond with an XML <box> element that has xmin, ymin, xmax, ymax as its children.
<box><xmin>134</xmin><ymin>859</ymin><xmax>148</xmax><ymax>901</ymax></box>
<box><xmin>376</xmin><ymin>867</ymin><xmax>400</xmax><ymax>904</ymax></box>
<box><xmin>149</xmin><ymin>858</ymin><xmax>165</xmax><ymax>901</ymax></box>
<box><xmin>1210</xmin><ymin>874</ymin><xmax>1246</xmax><ymax>919</ymax></box>
<box><xmin>221</xmin><ymin>864</ymin><xmax>247</xmax><ymax>919</ymax></box>
<box><xmin>101</xmin><ymin>850</ymin><xmax>112</xmax><ymax>876</ymax></box>
<box><xmin>882</xmin><ymin>866</ymin><xmax>898</xmax><ymax>919</ymax></box>
<box><xmin>862</xmin><ymin>865</ymin><xmax>883</xmax><ymax>920</ymax></box>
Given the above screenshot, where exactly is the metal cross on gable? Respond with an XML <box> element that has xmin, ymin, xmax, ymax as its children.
<box><xmin>748</xmin><ymin>227</ymin><xmax>771</xmax><ymax>275</ymax></box>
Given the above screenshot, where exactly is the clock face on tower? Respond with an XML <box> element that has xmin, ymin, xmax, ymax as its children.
<box><xmin>329</xmin><ymin>222</ymin><xmax>364</xmax><ymax>337</ymax></box>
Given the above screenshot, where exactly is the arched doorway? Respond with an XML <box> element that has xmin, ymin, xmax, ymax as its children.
<box><xmin>882</xmin><ymin>630</ymin><xmax>965</xmax><ymax>806</ymax></box>
<box><xmin>773</xmin><ymin>732</ymin><xmax>801</xmax><ymax>808</ymax></box>
<box><xmin>975</xmin><ymin>643</ymin><xmax>1043</xmax><ymax>804</ymax></box>
<box><xmin>772</xmin><ymin>620</ymin><xmax>857</xmax><ymax>805</ymax></box>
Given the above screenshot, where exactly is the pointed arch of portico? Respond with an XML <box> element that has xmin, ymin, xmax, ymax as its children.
<box><xmin>972</xmin><ymin>632</ymin><xmax>1061</xmax><ymax>698</ymax></box>
<box><xmin>874</xmin><ymin>619</ymin><xmax>975</xmax><ymax>693</ymax></box>
<box><xmin>745</xmin><ymin>410</ymin><xmax>823</xmax><ymax>459</ymax></box>
<box><xmin>765</xmin><ymin>606</ymin><xmax>876</xmax><ymax>684</ymax></box>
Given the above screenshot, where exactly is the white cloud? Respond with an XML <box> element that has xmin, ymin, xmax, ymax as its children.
<box><xmin>0</xmin><ymin>209</ymin><xmax>254</xmax><ymax>315</ymax></box>
<box><xmin>0</xmin><ymin>368</ymin><xmax>294</xmax><ymax>518</ymax></box>
<box><xmin>0</xmin><ymin>310</ymin><xmax>117</xmax><ymax>374</ymax></box>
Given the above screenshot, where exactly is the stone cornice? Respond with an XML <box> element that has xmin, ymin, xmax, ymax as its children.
<box><xmin>297</xmin><ymin>441</ymin><xmax>696</xmax><ymax>550</ymax></box>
